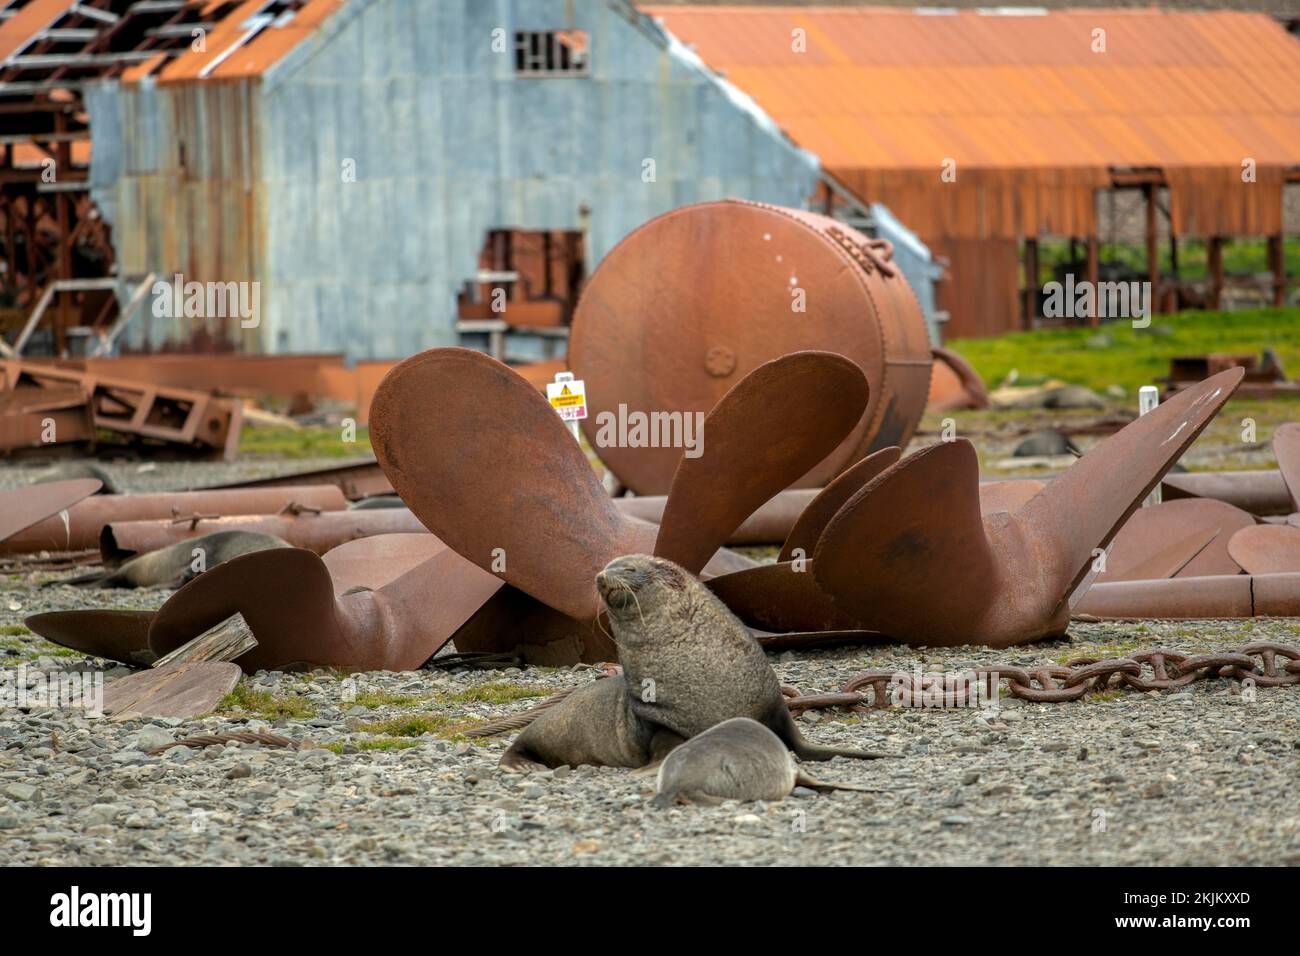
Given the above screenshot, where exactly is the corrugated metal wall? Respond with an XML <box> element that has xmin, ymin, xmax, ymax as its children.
<box><xmin>86</xmin><ymin>78</ymin><xmax>264</xmax><ymax>352</ymax></box>
<box><xmin>88</xmin><ymin>0</ymin><xmax>818</xmax><ymax>358</ymax></box>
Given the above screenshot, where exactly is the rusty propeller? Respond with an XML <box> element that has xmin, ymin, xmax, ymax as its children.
<box><xmin>368</xmin><ymin>347</ymin><xmax>871</xmax><ymax>660</ymax></box>
<box><xmin>811</xmin><ymin>368</ymin><xmax>1244</xmax><ymax>647</ymax></box>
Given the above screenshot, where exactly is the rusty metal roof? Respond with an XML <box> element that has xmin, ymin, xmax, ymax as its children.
<box><xmin>128</xmin><ymin>0</ymin><xmax>344</xmax><ymax>83</ymax></box>
<box><xmin>644</xmin><ymin>6</ymin><xmax>1300</xmax><ymax>171</ymax></box>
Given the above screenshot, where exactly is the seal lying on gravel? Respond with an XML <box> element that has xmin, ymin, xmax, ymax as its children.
<box><xmin>57</xmin><ymin>530</ymin><xmax>290</xmax><ymax>589</ymax></box>
<box><xmin>649</xmin><ymin>717</ymin><xmax>877</xmax><ymax>807</ymax></box>
<box><xmin>500</xmin><ymin>554</ymin><xmax>890</xmax><ymax>771</ymax></box>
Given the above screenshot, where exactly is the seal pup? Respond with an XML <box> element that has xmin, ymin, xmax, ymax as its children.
<box><xmin>499</xmin><ymin>554</ymin><xmax>889</xmax><ymax>771</ymax></box>
<box><xmin>649</xmin><ymin>717</ymin><xmax>878</xmax><ymax>807</ymax></box>
<box><xmin>55</xmin><ymin>530</ymin><xmax>290</xmax><ymax>589</ymax></box>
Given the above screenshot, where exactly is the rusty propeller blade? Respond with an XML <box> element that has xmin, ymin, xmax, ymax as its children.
<box><xmin>24</xmin><ymin>609</ymin><xmax>157</xmax><ymax>667</ymax></box>
<box><xmin>813</xmin><ymin>368</ymin><xmax>1244</xmax><ymax>647</ymax></box>
<box><xmin>655</xmin><ymin>351</ymin><xmax>870</xmax><ymax>573</ymax></box>
<box><xmin>777</xmin><ymin>447</ymin><xmax>900</xmax><ymax>562</ymax></box>
<box><xmin>369</xmin><ymin>347</ymin><xmax>655</xmax><ymax>625</ymax></box>
<box><xmin>148</xmin><ymin>547</ymin><xmax>502</xmax><ymax>673</ymax></box>
<box><xmin>1098</xmin><ymin>498</ymin><xmax>1255</xmax><ymax>581</ymax></box>
<box><xmin>0</xmin><ymin>478</ymin><xmax>101</xmax><ymax>545</ymax></box>
<box><xmin>1273</xmin><ymin>422</ymin><xmax>1300</xmax><ymax>512</ymax></box>
<box><xmin>707</xmin><ymin>560</ymin><xmax>862</xmax><ymax>633</ymax></box>
<box><xmin>1228</xmin><ymin>523</ymin><xmax>1300</xmax><ymax>575</ymax></box>
<box><xmin>320</xmin><ymin>532</ymin><xmax>450</xmax><ymax>596</ymax></box>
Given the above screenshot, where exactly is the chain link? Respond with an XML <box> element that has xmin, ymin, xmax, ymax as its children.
<box><xmin>782</xmin><ymin>642</ymin><xmax>1300</xmax><ymax>712</ymax></box>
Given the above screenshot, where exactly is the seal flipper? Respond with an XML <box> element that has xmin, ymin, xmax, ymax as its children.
<box><xmin>768</xmin><ymin>706</ymin><xmax>894</xmax><ymax>761</ymax></box>
<box><xmin>793</xmin><ymin>771</ymin><xmax>881</xmax><ymax>793</ymax></box>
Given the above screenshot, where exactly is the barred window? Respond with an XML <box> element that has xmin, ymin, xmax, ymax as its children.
<box><xmin>514</xmin><ymin>30</ymin><xmax>589</xmax><ymax>76</ymax></box>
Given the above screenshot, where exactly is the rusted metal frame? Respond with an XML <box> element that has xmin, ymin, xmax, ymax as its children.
<box><xmin>1085</xmin><ymin>231</ymin><xmax>1099</xmax><ymax>329</ymax></box>
<box><xmin>1145</xmin><ymin>182</ymin><xmax>1160</xmax><ymax>315</ymax></box>
<box><xmin>3</xmin><ymin>360</ymin><xmax>240</xmax><ymax>455</ymax></box>
<box><xmin>1268</xmin><ymin>234</ymin><xmax>1286</xmax><ymax>307</ymax></box>
<box><xmin>1207</xmin><ymin>236</ymin><xmax>1224</xmax><ymax>309</ymax></box>
<box><xmin>1022</xmin><ymin>235</ymin><xmax>1038</xmax><ymax>329</ymax></box>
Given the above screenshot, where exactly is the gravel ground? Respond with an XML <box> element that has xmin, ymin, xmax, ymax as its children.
<box><xmin>2</xmin><ymin>570</ymin><xmax>1297</xmax><ymax>866</ymax></box>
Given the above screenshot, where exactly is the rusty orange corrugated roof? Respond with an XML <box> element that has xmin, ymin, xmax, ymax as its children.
<box><xmin>148</xmin><ymin>0</ymin><xmax>344</xmax><ymax>82</ymax></box>
<box><xmin>0</xmin><ymin>0</ymin><xmax>78</xmax><ymax>63</ymax></box>
<box><xmin>645</xmin><ymin>6</ymin><xmax>1300</xmax><ymax>171</ymax></box>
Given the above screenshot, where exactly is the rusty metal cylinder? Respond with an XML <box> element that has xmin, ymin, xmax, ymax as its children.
<box><xmin>569</xmin><ymin>200</ymin><xmax>933</xmax><ymax>495</ymax></box>
<box><xmin>101</xmin><ymin>507</ymin><xmax>421</xmax><ymax>560</ymax></box>
<box><xmin>4</xmin><ymin>486</ymin><xmax>348</xmax><ymax>554</ymax></box>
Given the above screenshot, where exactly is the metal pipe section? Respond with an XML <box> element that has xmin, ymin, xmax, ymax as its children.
<box><xmin>4</xmin><ymin>486</ymin><xmax>348</xmax><ymax>554</ymax></box>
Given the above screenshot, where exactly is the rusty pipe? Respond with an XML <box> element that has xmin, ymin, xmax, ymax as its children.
<box><xmin>3</xmin><ymin>486</ymin><xmax>348</xmax><ymax>555</ymax></box>
<box><xmin>101</xmin><ymin>506</ymin><xmax>421</xmax><ymax>561</ymax></box>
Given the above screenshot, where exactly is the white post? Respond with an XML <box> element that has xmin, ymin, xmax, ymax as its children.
<box><xmin>1139</xmin><ymin>385</ymin><xmax>1161</xmax><ymax>507</ymax></box>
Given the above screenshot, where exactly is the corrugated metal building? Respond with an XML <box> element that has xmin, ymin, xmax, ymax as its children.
<box><xmin>84</xmin><ymin>0</ymin><xmax>821</xmax><ymax>358</ymax></box>
<box><xmin>649</xmin><ymin>5</ymin><xmax>1300</xmax><ymax>337</ymax></box>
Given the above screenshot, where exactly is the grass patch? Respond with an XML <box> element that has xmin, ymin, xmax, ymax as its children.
<box><xmin>0</xmin><ymin>625</ymin><xmax>31</xmax><ymax>637</ymax></box>
<box><xmin>948</xmin><ymin>306</ymin><xmax>1300</xmax><ymax>396</ymax></box>
<box><xmin>324</xmin><ymin>738</ymin><xmax>422</xmax><ymax>753</ymax></box>
<box><xmin>356</xmin><ymin>714</ymin><xmax>458</xmax><ymax>737</ymax></box>
<box><xmin>238</xmin><ymin>425</ymin><xmax>372</xmax><ymax>460</ymax></box>
<box><xmin>348</xmin><ymin>690</ymin><xmax>423</xmax><ymax>709</ymax></box>
<box><xmin>440</xmin><ymin>683</ymin><xmax>551</xmax><ymax>705</ymax></box>
<box><xmin>219</xmin><ymin>684</ymin><xmax>316</xmax><ymax>720</ymax></box>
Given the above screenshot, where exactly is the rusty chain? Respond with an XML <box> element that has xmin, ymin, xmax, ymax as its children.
<box><xmin>782</xmin><ymin>642</ymin><xmax>1300</xmax><ymax>712</ymax></box>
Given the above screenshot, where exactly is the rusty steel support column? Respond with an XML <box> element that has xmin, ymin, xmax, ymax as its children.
<box><xmin>1208</xmin><ymin>236</ymin><xmax>1224</xmax><ymax>310</ymax></box>
<box><xmin>1086</xmin><ymin>233</ymin><xmax>1100</xmax><ymax>328</ymax></box>
<box><xmin>1268</xmin><ymin>233</ymin><xmax>1286</xmax><ymax>307</ymax></box>
<box><xmin>1145</xmin><ymin>184</ymin><xmax>1160</xmax><ymax>314</ymax></box>
<box><xmin>1023</xmin><ymin>236</ymin><xmax>1039</xmax><ymax>329</ymax></box>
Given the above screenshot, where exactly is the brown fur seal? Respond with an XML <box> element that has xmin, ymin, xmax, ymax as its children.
<box><xmin>56</xmin><ymin>531</ymin><xmax>290</xmax><ymax>589</ymax></box>
<box><xmin>500</xmin><ymin>554</ymin><xmax>890</xmax><ymax>772</ymax></box>
<box><xmin>649</xmin><ymin>717</ymin><xmax>877</xmax><ymax>807</ymax></box>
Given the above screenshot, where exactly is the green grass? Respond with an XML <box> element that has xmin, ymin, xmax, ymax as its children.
<box><xmin>439</xmin><ymin>683</ymin><xmax>551</xmax><ymax>706</ymax></box>
<box><xmin>355</xmin><ymin>713</ymin><xmax>489</xmax><ymax>741</ymax></box>
<box><xmin>348</xmin><ymin>690</ymin><xmax>423</xmax><ymax>709</ymax></box>
<box><xmin>219</xmin><ymin>684</ymin><xmax>317</xmax><ymax>720</ymax></box>
<box><xmin>324</xmin><ymin>738</ymin><xmax>422</xmax><ymax>753</ymax></box>
<box><xmin>238</xmin><ymin>425</ymin><xmax>372</xmax><ymax>460</ymax></box>
<box><xmin>948</xmin><ymin>306</ymin><xmax>1300</xmax><ymax>395</ymax></box>
<box><xmin>0</xmin><ymin>625</ymin><xmax>30</xmax><ymax>637</ymax></box>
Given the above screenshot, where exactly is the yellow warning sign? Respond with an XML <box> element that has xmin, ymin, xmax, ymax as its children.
<box><xmin>546</xmin><ymin>377</ymin><xmax>588</xmax><ymax>420</ymax></box>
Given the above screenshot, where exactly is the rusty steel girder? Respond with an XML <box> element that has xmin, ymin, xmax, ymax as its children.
<box><xmin>3</xmin><ymin>485</ymin><xmax>348</xmax><ymax>555</ymax></box>
<box><xmin>1</xmin><ymin>361</ymin><xmax>242</xmax><ymax>460</ymax></box>
<box><xmin>568</xmin><ymin>200</ymin><xmax>932</xmax><ymax>495</ymax></box>
<box><xmin>804</xmin><ymin>368</ymin><xmax>1244</xmax><ymax>647</ymax></box>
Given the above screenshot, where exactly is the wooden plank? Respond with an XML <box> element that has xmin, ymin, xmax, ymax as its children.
<box><xmin>103</xmin><ymin>661</ymin><xmax>241</xmax><ymax>722</ymax></box>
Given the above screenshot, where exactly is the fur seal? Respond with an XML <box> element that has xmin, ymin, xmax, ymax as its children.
<box><xmin>649</xmin><ymin>717</ymin><xmax>876</xmax><ymax>807</ymax></box>
<box><xmin>57</xmin><ymin>530</ymin><xmax>290</xmax><ymax>589</ymax></box>
<box><xmin>500</xmin><ymin>554</ymin><xmax>889</xmax><ymax>772</ymax></box>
